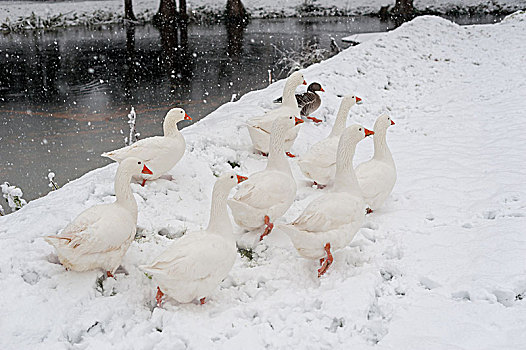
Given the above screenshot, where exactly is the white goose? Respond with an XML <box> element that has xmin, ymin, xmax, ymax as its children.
<box><xmin>247</xmin><ymin>71</ymin><xmax>307</xmax><ymax>156</ymax></box>
<box><xmin>278</xmin><ymin>125</ymin><xmax>373</xmax><ymax>277</ymax></box>
<box><xmin>45</xmin><ymin>157</ymin><xmax>153</xmax><ymax>276</ymax></box>
<box><xmin>298</xmin><ymin>95</ymin><xmax>361</xmax><ymax>187</ymax></box>
<box><xmin>140</xmin><ymin>172</ymin><xmax>247</xmax><ymax>306</ymax></box>
<box><xmin>102</xmin><ymin>108</ymin><xmax>191</xmax><ymax>186</ymax></box>
<box><xmin>355</xmin><ymin>113</ymin><xmax>396</xmax><ymax>213</ymax></box>
<box><xmin>229</xmin><ymin>114</ymin><xmax>303</xmax><ymax>241</ymax></box>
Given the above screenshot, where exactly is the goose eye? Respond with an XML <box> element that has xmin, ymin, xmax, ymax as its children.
<box><xmin>289</xmin><ymin>117</ymin><xmax>292</xmax><ymax>119</ymax></box>
<box><xmin>138</xmin><ymin>161</ymin><xmax>141</xmax><ymax>164</ymax></box>
<box><xmin>230</xmin><ymin>176</ymin><xmax>234</xmax><ymax>179</ymax></box>
<box><xmin>359</xmin><ymin>128</ymin><xmax>362</xmax><ymax>131</ymax></box>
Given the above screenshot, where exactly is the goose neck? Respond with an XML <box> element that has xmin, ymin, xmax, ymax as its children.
<box><xmin>329</xmin><ymin>103</ymin><xmax>353</xmax><ymax>138</ymax></box>
<box><xmin>164</xmin><ymin>122</ymin><xmax>181</xmax><ymax>137</ymax></box>
<box><xmin>114</xmin><ymin>167</ymin><xmax>138</xmax><ymax>217</ymax></box>
<box><xmin>373</xmin><ymin>128</ymin><xmax>393</xmax><ymax>162</ymax></box>
<box><xmin>206</xmin><ymin>185</ymin><xmax>233</xmax><ymax>235</ymax></box>
<box><xmin>333</xmin><ymin>141</ymin><xmax>361</xmax><ymax>196</ymax></box>
<box><xmin>282</xmin><ymin>81</ymin><xmax>299</xmax><ymax>108</ymax></box>
<box><xmin>266</xmin><ymin>125</ymin><xmax>292</xmax><ymax>175</ymax></box>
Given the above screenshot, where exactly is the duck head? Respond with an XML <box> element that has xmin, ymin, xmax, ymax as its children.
<box><xmin>307</xmin><ymin>82</ymin><xmax>325</xmax><ymax>93</ymax></box>
<box><xmin>373</xmin><ymin>113</ymin><xmax>395</xmax><ymax>132</ymax></box>
<box><xmin>163</xmin><ymin>108</ymin><xmax>192</xmax><ymax>135</ymax></box>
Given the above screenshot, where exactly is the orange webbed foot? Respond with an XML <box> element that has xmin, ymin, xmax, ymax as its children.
<box><xmin>200</xmin><ymin>297</ymin><xmax>206</xmax><ymax>305</ymax></box>
<box><xmin>285</xmin><ymin>152</ymin><xmax>297</xmax><ymax>158</ymax></box>
<box><xmin>307</xmin><ymin>116</ymin><xmax>323</xmax><ymax>123</ymax></box>
<box><xmin>313</xmin><ymin>181</ymin><xmax>326</xmax><ymax>189</ymax></box>
<box><xmin>156</xmin><ymin>286</ymin><xmax>164</xmax><ymax>308</ymax></box>
<box><xmin>317</xmin><ymin>243</ymin><xmax>333</xmax><ymax>277</ymax></box>
<box><xmin>259</xmin><ymin>215</ymin><xmax>274</xmax><ymax>241</ymax></box>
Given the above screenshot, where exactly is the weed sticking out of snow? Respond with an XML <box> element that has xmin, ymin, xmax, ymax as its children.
<box><xmin>1</xmin><ymin>182</ymin><xmax>27</xmax><ymax>213</ymax></box>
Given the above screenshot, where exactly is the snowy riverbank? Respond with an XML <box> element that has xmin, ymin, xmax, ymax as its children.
<box><xmin>1</xmin><ymin>11</ymin><xmax>526</xmax><ymax>349</ymax></box>
<box><xmin>1</xmin><ymin>0</ymin><xmax>525</xmax><ymax>30</ymax></box>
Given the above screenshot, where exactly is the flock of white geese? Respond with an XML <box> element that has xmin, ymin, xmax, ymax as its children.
<box><xmin>45</xmin><ymin>71</ymin><xmax>397</xmax><ymax>307</ymax></box>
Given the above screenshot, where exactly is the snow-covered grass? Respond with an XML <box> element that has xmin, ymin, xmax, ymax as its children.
<box><xmin>1</xmin><ymin>0</ymin><xmax>525</xmax><ymax>30</ymax></box>
<box><xmin>1</xmin><ymin>12</ymin><xmax>526</xmax><ymax>349</ymax></box>
<box><xmin>1</xmin><ymin>182</ymin><xmax>27</xmax><ymax>213</ymax></box>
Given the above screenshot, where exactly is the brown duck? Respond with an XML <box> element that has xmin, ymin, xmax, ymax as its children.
<box><xmin>274</xmin><ymin>82</ymin><xmax>325</xmax><ymax>123</ymax></box>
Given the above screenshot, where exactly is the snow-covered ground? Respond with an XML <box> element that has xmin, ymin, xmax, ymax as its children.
<box><xmin>1</xmin><ymin>0</ymin><xmax>525</xmax><ymax>30</ymax></box>
<box><xmin>1</xmin><ymin>11</ymin><xmax>526</xmax><ymax>349</ymax></box>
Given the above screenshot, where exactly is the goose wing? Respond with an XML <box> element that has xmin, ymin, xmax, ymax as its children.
<box><xmin>102</xmin><ymin>136</ymin><xmax>173</xmax><ymax>163</ymax></box>
<box><xmin>233</xmin><ymin>171</ymin><xmax>295</xmax><ymax>210</ymax></box>
<box><xmin>142</xmin><ymin>233</ymin><xmax>232</xmax><ymax>281</ymax></box>
<box><xmin>293</xmin><ymin>193</ymin><xmax>363</xmax><ymax>232</ymax></box>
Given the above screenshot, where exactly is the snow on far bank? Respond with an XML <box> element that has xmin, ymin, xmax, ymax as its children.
<box><xmin>1</xmin><ymin>0</ymin><xmax>526</xmax><ymax>30</ymax></box>
<box><xmin>1</xmin><ymin>11</ymin><xmax>526</xmax><ymax>350</ymax></box>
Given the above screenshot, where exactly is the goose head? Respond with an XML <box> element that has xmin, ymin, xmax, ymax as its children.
<box><xmin>307</xmin><ymin>82</ymin><xmax>325</xmax><ymax>93</ymax></box>
<box><xmin>274</xmin><ymin>114</ymin><xmax>303</xmax><ymax>132</ymax></box>
<box><xmin>344</xmin><ymin>124</ymin><xmax>374</xmax><ymax>144</ymax></box>
<box><xmin>373</xmin><ymin>113</ymin><xmax>395</xmax><ymax>132</ymax></box>
<box><xmin>287</xmin><ymin>71</ymin><xmax>307</xmax><ymax>87</ymax></box>
<box><xmin>120</xmin><ymin>157</ymin><xmax>153</xmax><ymax>177</ymax></box>
<box><xmin>341</xmin><ymin>95</ymin><xmax>362</xmax><ymax>109</ymax></box>
<box><xmin>217</xmin><ymin>171</ymin><xmax>248</xmax><ymax>191</ymax></box>
<box><xmin>163</xmin><ymin>108</ymin><xmax>192</xmax><ymax>135</ymax></box>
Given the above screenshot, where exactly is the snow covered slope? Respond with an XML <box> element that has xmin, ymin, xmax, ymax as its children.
<box><xmin>1</xmin><ymin>12</ymin><xmax>526</xmax><ymax>349</ymax></box>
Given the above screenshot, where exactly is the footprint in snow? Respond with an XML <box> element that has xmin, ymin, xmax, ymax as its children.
<box><xmin>418</xmin><ymin>276</ymin><xmax>442</xmax><ymax>290</ymax></box>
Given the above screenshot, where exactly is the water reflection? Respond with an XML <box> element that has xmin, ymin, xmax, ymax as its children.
<box><xmin>226</xmin><ymin>21</ymin><xmax>247</xmax><ymax>59</ymax></box>
<box><xmin>124</xmin><ymin>23</ymin><xmax>136</xmax><ymax>98</ymax></box>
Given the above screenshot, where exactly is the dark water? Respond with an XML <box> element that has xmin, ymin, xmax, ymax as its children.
<box><xmin>0</xmin><ymin>15</ymin><xmax>502</xmax><ymax>203</ymax></box>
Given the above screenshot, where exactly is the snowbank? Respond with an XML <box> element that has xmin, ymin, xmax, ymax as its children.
<box><xmin>1</xmin><ymin>0</ymin><xmax>525</xmax><ymax>30</ymax></box>
<box><xmin>1</xmin><ymin>12</ymin><xmax>526</xmax><ymax>349</ymax></box>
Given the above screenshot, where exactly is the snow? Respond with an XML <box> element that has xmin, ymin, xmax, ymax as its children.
<box><xmin>2</xmin><ymin>12</ymin><xmax>526</xmax><ymax>349</ymax></box>
<box><xmin>1</xmin><ymin>0</ymin><xmax>526</xmax><ymax>30</ymax></box>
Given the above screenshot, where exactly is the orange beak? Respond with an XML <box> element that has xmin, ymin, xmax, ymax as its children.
<box><xmin>391</xmin><ymin>120</ymin><xmax>395</xmax><ymax>125</ymax></box>
<box><xmin>184</xmin><ymin>113</ymin><xmax>192</xmax><ymax>121</ymax></box>
<box><xmin>295</xmin><ymin>117</ymin><xmax>304</xmax><ymax>125</ymax></box>
<box><xmin>142</xmin><ymin>165</ymin><xmax>153</xmax><ymax>175</ymax></box>
<box><xmin>320</xmin><ymin>87</ymin><xmax>325</xmax><ymax>92</ymax></box>
<box><xmin>236</xmin><ymin>175</ymin><xmax>248</xmax><ymax>183</ymax></box>
<box><xmin>364</xmin><ymin>128</ymin><xmax>374</xmax><ymax>137</ymax></box>
<box><xmin>356</xmin><ymin>96</ymin><xmax>362</xmax><ymax>104</ymax></box>
<box><xmin>303</xmin><ymin>80</ymin><xmax>307</xmax><ymax>85</ymax></box>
